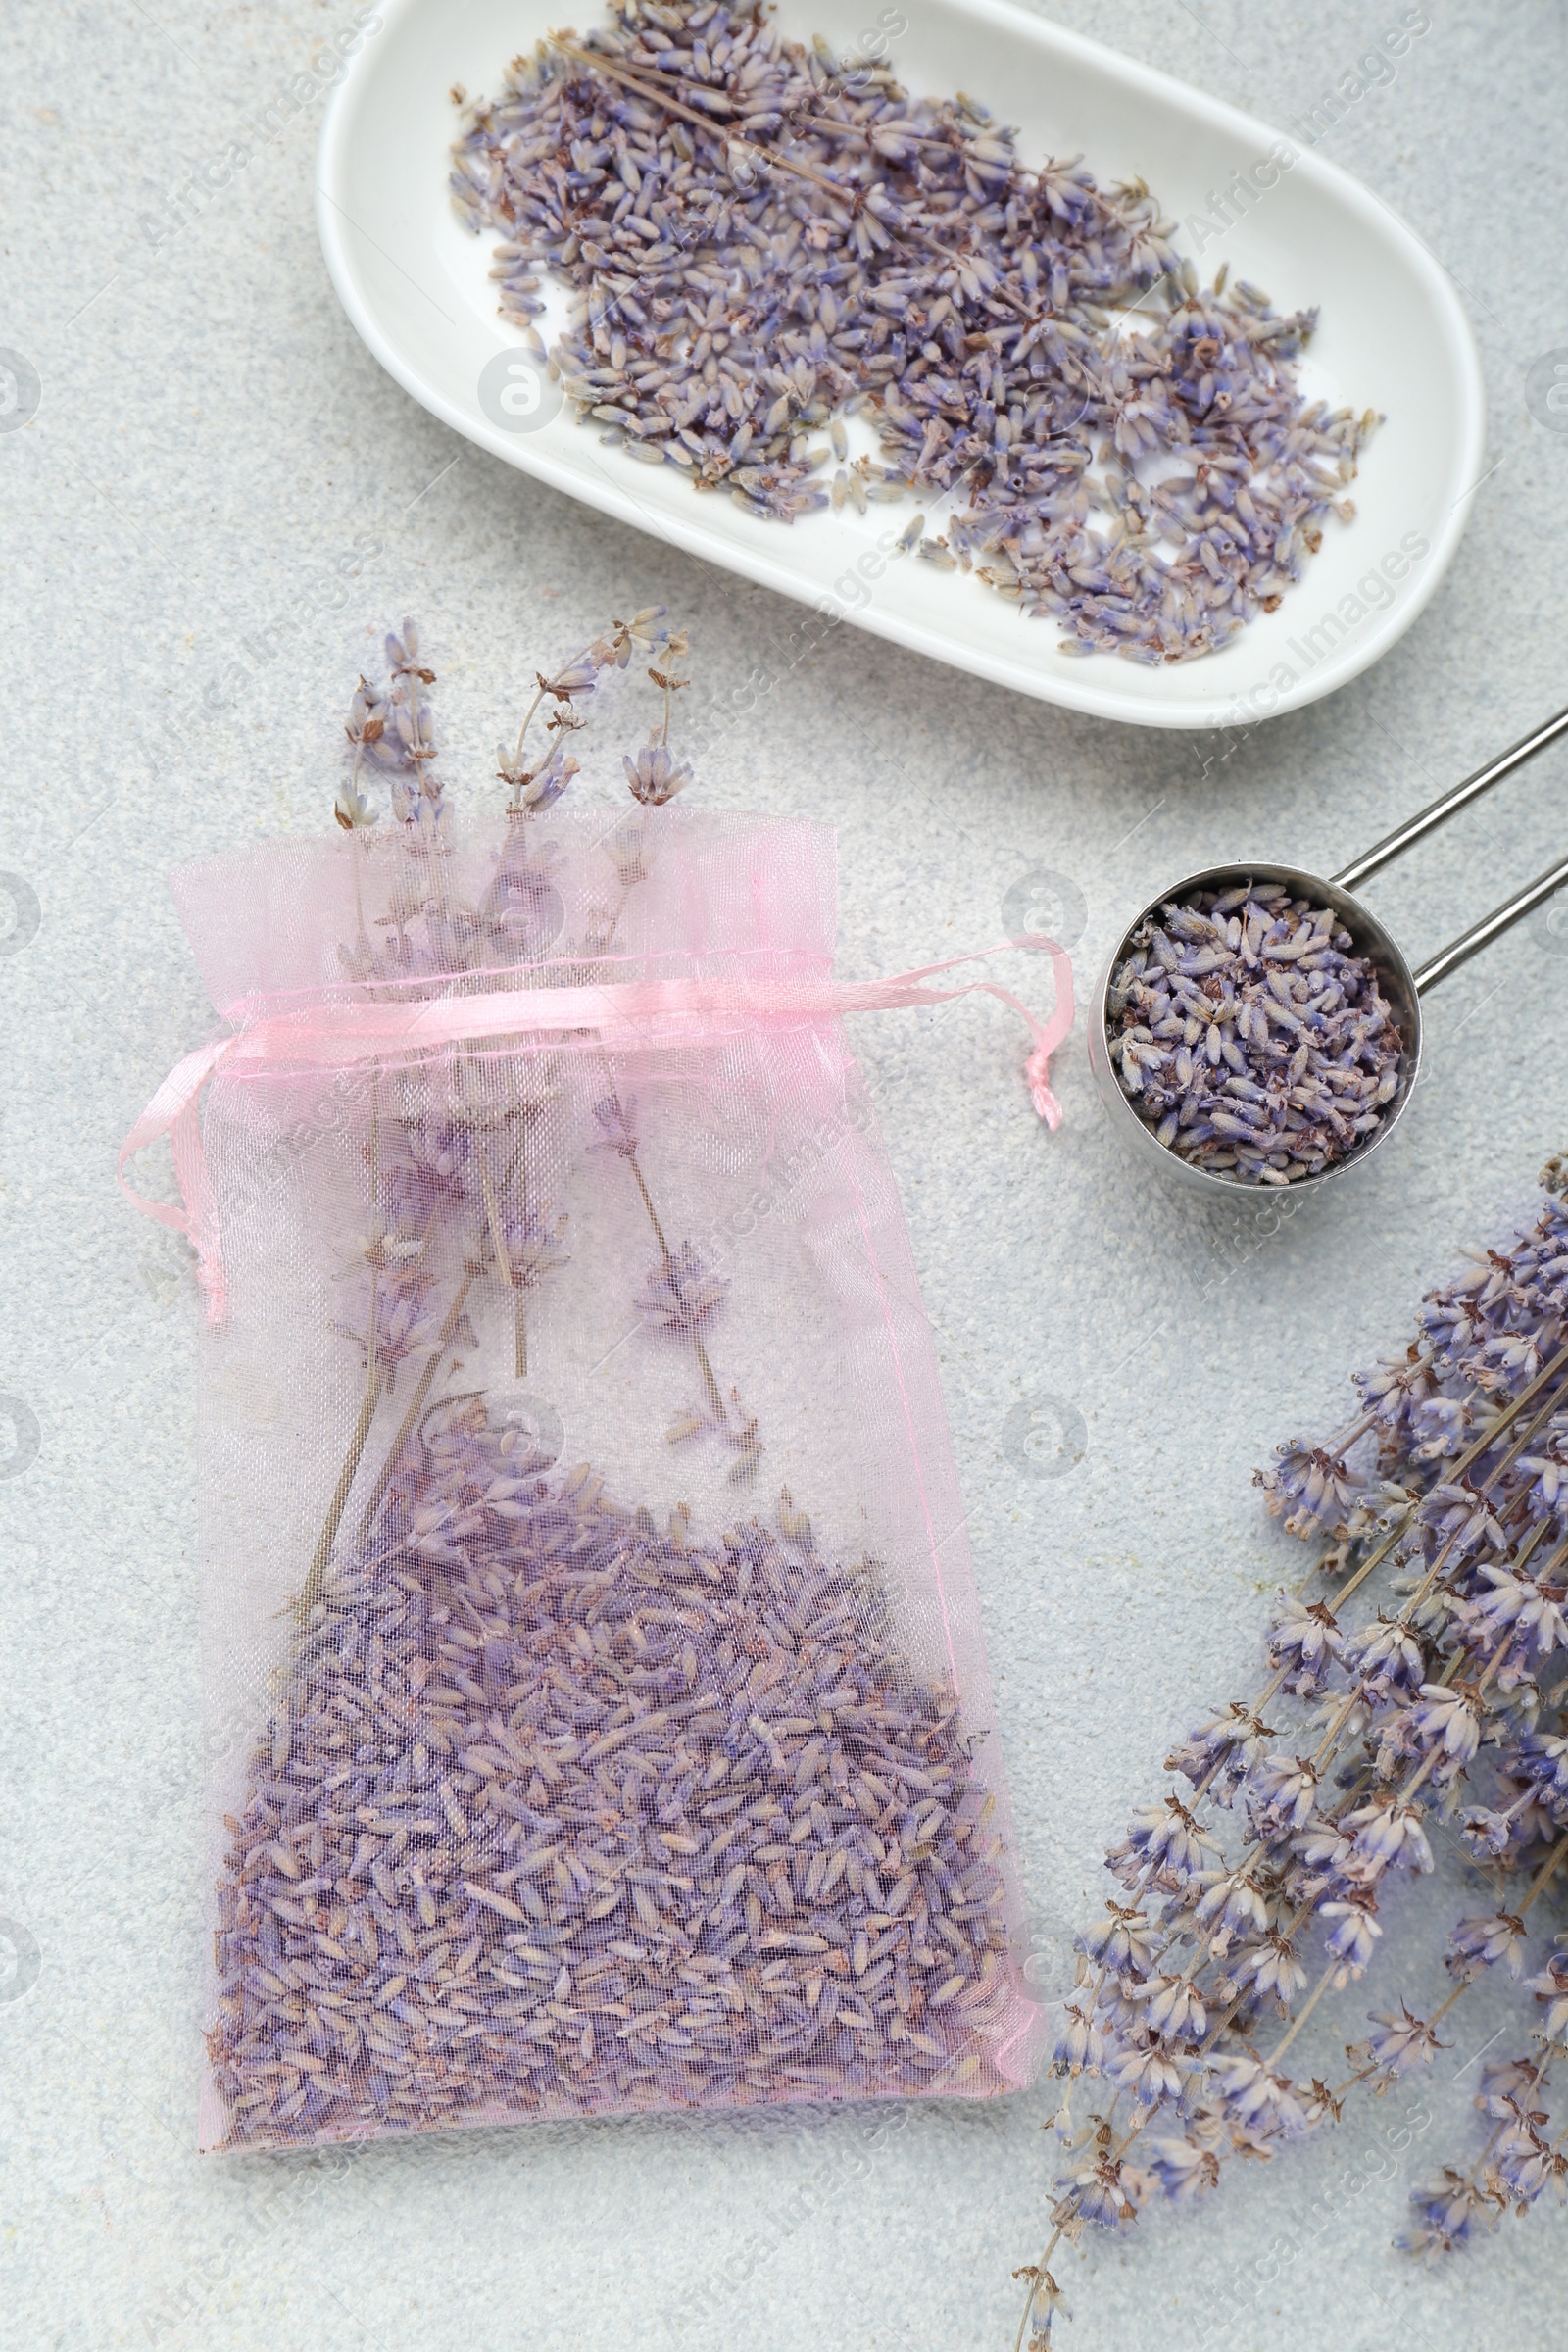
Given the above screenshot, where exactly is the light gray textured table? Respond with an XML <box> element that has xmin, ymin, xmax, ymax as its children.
<box><xmin>5</xmin><ymin>2</ymin><xmax>1568</xmax><ymax>2345</ymax></box>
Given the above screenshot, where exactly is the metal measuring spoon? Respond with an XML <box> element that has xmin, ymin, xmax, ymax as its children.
<box><xmin>1089</xmin><ymin>705</ymin><xmax>1568</xmax><ymax>1196</ymax></box>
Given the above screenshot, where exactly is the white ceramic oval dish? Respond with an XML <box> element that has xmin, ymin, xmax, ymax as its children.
<box><xmin>317</xmin><ymin>0</ymin><xmax>1484</xmax><ymax>731</ymax></box>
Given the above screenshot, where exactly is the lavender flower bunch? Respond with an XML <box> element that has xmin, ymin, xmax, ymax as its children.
<box><xmin>209</xmin><ymin>617</ymin><xmax>1024</xmax><ymax>2148</ymax></box>
<box><xmin>322</xmin><ymin>614</ymin><xmax>640</xmax><ymax>1428</ymax></box>
<box><xmin>309</xmin><ymin>610</ymin><xmax>742</xmax><ymax>1608</ymax></box>
<box><xmin>1015</xmin><ymin>1156</ymin><xmax>1568</xmax><ymax>2342</ymax></box>
<box><xmin>451</xmin><ymin>0</ymin><xmax>1372</xmax><ymax>663</ymax></box>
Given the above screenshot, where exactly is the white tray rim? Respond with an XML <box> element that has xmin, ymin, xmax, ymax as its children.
<box><xmin>317</xmin><ymin>0</ymin><xmax>1486</xmax><ymax>733</ymax></box>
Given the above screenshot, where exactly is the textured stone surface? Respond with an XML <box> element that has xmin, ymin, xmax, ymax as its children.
<box><xmin>4</xmin><ymin>2</ymin><xmax>1568</xmax><ymax>2345</ymax></box>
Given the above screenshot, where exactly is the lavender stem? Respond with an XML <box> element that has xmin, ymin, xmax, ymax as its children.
<box><xmin>354</xmin><ymin>1266</ymin><xmax>476</xmax><ymax>1548</ymax></box>
<box><xmin>297</xmin><ymin>1071</ymin><xmax>383</xmax><ymax>1626</ymax></box>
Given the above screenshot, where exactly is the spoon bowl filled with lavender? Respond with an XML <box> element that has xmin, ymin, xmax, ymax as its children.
<box><xmin>1091</xmin><ymin>705</ymin><xmax>1568</xmax><ymax>1193</ymax></box>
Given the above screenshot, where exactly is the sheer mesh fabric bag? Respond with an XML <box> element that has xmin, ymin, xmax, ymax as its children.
<box><xmin>122</xmin><ymin>797</ymin><xmax>1069</xmax><ymax>2151</ymax></box>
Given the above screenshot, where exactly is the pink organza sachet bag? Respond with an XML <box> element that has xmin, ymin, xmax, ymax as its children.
<box><xmin>121</xmin><ymin>626</ymin><xmax>1069</xmax><ymax>2151</ymax></box>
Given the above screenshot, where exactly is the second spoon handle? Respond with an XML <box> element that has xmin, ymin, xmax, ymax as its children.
<box><xmin>1333</xmin><ymin>701</ymin><xmax>1568</xmax><ymax>893</ymax></box>
<box><xmin>1412</xmin><ymin>851</ymin><xmax>1568</xmax><ymax>995</ymax></box>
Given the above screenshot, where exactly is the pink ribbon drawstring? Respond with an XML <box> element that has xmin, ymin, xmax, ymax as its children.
<box><xmin>118</xmin><ymin>935</ymin><xmax>1072</xmax><ymax>1322</ymax></box>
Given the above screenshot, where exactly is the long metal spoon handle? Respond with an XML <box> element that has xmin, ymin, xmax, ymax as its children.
<box><xmin>1412</xmin><ymin>852</ymin><xmax>1568</xmax><ymax>994</ymax></box>
<box><xmin>1333</xmin><ymin>701</ymin><xmax>1568</xmax><ymax>892</ymax></box>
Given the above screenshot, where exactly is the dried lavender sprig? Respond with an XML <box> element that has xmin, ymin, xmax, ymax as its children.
<box><xmin>626</xmin><ymin>624</ymin><xmax>695</xmax><ymax>804</ymax></box>
<box><xmin>567</xmin><ymin>655</ymin><xmax>758</xmax><ymax>1483</ymax></box>
<box><xmin>590</xmin><ymin>1086</ymin><xmax>761</xmax><ymax>1482</ymax></box>
<box><xmin>496</xmin><ymin>607</ymin><xmax>671</xmax><ymax>813</ymax></box>
<box><xmin>300</xmin><ymin>1077</ymin><xmax>389</xmax><ymax>1624</ymax></box>
<box><xmin>1396</xmin><ymin>1837</ymin><xmax>1568</xmax><ymax>2257</ymax></box>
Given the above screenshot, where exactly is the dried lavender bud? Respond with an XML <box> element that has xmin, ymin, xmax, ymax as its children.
<box><xmin>623</xmin><ymin>741</ymin><xmax>693</xmax><ymax>806</ymax></box>
<box><xmin>451</xmin><ymin>1</ymin><xmax>1371</xmax><ymax>664</ymax></box>
<box><xmin>636</xmin><ymin>1240</ymin><xmax>727</xmax><ymax>1333</ymax></box>
<box><xmin>1107</xmin><ymin>883</ymin><xmax>1404</xmax><ymax>1184</ymax></box>
<box><xmin>210</xmin><ymin>1423</ymin><xmax>1017</xmax><ymax>2147</ymax></box>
